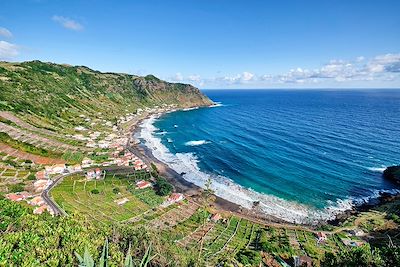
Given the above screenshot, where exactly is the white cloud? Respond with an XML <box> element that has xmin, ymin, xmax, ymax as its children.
<box><xmin>367</xmin><ymin>53</ymin><xmax>400</xmax><ymax>73</ymax></box>
<box><xmin>0</xmin><ymin>27</ymin><xmax>12</xmax><ymax>38</ymax></box>
<box><xmin>52</xmin><ymin>15</ymin><xmax>83</xmax><ymax>31</ymax></box>
<box><xmin>167</xmin><ymin>53</ymin><xmax>400</xmax><ymax>88</ymax></box>
<box><xmin>242</xmin><ymin>71</ymin><xmax>254</xmax><ymax>81</ymax></box>
<box><xmin>0</xmin><ymin>41</ymin><xmax>19</xmax><ymax>59</ymax></box>
<box><xmin>188</xmin><ymin>74</ymin><xmax>201</xmax><ymax>82</ymax></box>
<box><xmin>171</xmin><ymin>72</ymin><xmax>183</xmax><ymax>81</ymax></box>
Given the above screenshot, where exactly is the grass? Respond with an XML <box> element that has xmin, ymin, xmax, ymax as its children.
<box><xmin>51</xmin><ymin>174</ymin><xmax>164</xmax><ymax>223</ymax></box>
<box><xmin>0</xmin><ymin>132</ymin><xmax>62</xmax><ymax>158</ymax></box>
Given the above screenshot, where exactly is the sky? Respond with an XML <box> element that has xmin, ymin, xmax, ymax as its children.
<box><xmin>0</xmin><ymin>0</ymin><xmax>400</xmax><ymax>89</ymax></box>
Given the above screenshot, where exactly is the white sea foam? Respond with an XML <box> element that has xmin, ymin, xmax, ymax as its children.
<box><xmin>138</xmin><ymin>115</ymin><xmax>399</xmax><ymax>224</ymax></box>
<box><xmin>185</xmin><ymin>140</ymin><xmax>210</xmax><ymax>146</ymax></box>
<box><xmin>367</xmin><ymin>166</ymin><xmax>386</xmax><ymax>173</ymax></box>
<box><xmin>183</xmin><ymin>107</ymin><xmax>199</xmax><ymax>111</ymax></box>
<box><xmin>210</xmin><ymin>102</ymin><xmax>224</xmax><ymax>107</ymax></box>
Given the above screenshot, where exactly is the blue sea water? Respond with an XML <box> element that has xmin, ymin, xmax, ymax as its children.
<box><xmin>139</xmin><ymin>90</ymin><xmax>400</xmax><ymax>223</ymax></box>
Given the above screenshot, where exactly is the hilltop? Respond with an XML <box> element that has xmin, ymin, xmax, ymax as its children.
<box><xmin>0</xmin><ymin>60</ymin><xmax>212</xmax><ymax>129</ymax></box>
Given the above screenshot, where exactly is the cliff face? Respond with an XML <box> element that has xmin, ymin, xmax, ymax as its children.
<box><xmin>383</xmin><ymin>166</ymin><xmax>400</xmax><ymax>184</ymax></box>
<box><xmin>0</xmin><ymin>61</ymin><xmax>212</xmax><ymax>119</ymax></box>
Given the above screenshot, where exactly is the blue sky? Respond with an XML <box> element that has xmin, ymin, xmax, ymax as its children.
<box><xmin>0</xmin><ymin>0</ymin><xmax>399</xmax><ymax>88</ymax></box>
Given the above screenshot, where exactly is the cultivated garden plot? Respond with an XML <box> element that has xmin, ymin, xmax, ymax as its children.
<box><xmin>0</xmin><ymin>122</ymin><xmax>90</xmax><ymax>153</ymax></box>
<box><xmin>148</xmin><ymin>201</ymin><xmax>200</xmax><ymax>230</ymax></box>
<box><xmin>51</xmin><ymin>174</ymin><xmax>161</xmax><ymax>223</ymax></box>
<box><xmin>0</xmin><ymin>167</ymin><xmax>32</xmax><ymax>185</ymax></box>
<box><xmin>0</xmin><ymin>111</ymin><xmax>83</xmax><ymax>145</ymax></box>
<box><xmin>0</xmin><ymin>143</ymin><xmax>65</xmax><ymax>165</ymax></box>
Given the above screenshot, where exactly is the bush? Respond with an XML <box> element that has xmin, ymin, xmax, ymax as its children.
<box><xmin>112</xmin><ymin>187</ymin><xmax>120</xmax><ymax>194</ymax></box>
<box><xmin>91</xmin><ymin>189</ymin><xmax>100</xmax><ymax>194</ymax></box>
<box><xmin>9</xmin><ymin>183</ymin><xmax>25</xmax><ymax>192</ymax></box>
<box><xmin>235</xmin><ymin>249</ymin><xmax>262</xmax><ymax>266</ymax></box>
<box><xmin>27</xmin><ymin>174</ymin><xmax>36</xmax><ymax>180</ymax></box>
<box><xmin>154</xmin><ymin>177</ymin><xmax>173</xmax><ymax>196</ymax></box>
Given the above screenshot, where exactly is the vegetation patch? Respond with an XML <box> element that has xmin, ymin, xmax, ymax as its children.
<box><xmin>0</xmin><ymin>132</ymin><xmax>62</xmax><ymax>159</ymax></box>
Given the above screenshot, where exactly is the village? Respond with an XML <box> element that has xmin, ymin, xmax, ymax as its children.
<box><xmin>2</xmin><ymin>104</ymin><xmax>184</xmax><ymax>216</ymax></box>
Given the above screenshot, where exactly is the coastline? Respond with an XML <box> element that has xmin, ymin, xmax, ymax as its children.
<box><xmin>127</xmin><ymin>106</ymin><xmax>291</xmax><ymax>226</ymax></box>
<box><xmin>127</xmin><ymin>105</ymin><xmax>400</xmax><ymax>227</ymax></box>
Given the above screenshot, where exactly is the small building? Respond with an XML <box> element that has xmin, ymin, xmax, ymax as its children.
<box><xmin>210</xmin><ymin>213</ymin><xmax>222</xmax><ymax>222</ymax></box>
<box><xmin>82</xmin><ymin>158</ymin><xmax>93</xmax><ymax>168</ymax></box>
<box><xmin>167</xmin><ymin>193</ymin><xmax>185</xmax><ymax>203</ymax></box>
<box><xmin>6</xmin><ymin>192</ymin><xmax>31</xmax><ymax>202</ymax></box>
<box><xmin>33</xmin><ymin>205</ymin><xmax>50</xmax><ymax>215</ymax></box>
<box><xmin>45</xmin><ymin>164</ymin><xmax>66</xmax><ymax>175</ymax></box>
<box><xmin>95</xmin><ymin>168</ymin><xmax>102</xmax><ymax>179</ymax></box>
<box><xmin>348</xmin><ymin>229</ymin><xmax>365</xmax><ymax>237</ymax></box>
<box><xmin>34</xmin><ymin>180</ymin><xmax>51</xmax><ymax>192</ymax></box>
<box><xmin>35</xmin><ymin>170</ymin><xmax>48</xmax><ymax>180</ymax></box>
<box><xmin>86</xmin><ymin>168</ymin><xmax>102</xmax><ymax>180</ymax></box>
<box><xmin>316</xmin><ymin>232</ymin><xmax>327</xmax><ymax>243</ymax></box>
<box><xmin>114</xmin><ymin>197</ymin><xmax>129</xmax><ymax>206</ymax></box>
<box><xmin>71</xmin><ymin>164</ymin><xmax>82</xmax><ymax>172</ymax></box>
<box><xmin>29</xmin><ymin>196</ymin><xmax>45</xmax><ymax>206</ymax></box>
<box><xmin>136</xmin><ymin>180</ymin><xmax>152</xmax><ymax>189</ymax></box>
<box><xmin>86</xmin><ymin>170</ymin><xmax>95</xmax><ymax>179</ymax></box>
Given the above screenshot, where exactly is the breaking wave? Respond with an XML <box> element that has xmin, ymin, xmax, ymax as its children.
<box><xmin>185</xmin><ymin>140</ymin><xmax>210</xmax><ymax>146</ymax></box>
<box><xmin>367</xmin><ymin>166</ymin><xmax>386</xmax><ymax>173</ymax></box>
<box><xmin>138</xmin><ymin>115</ymin><xmax>390</xmax><ymax>224</ymax></box>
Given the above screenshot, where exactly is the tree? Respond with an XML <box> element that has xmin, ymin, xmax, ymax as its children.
<box><xmin>202</xmin><ymin>177</ymin><xmax>215</xmax><ymax>207</ymax></box>
<box><xmin>150</xmin><ymin>163</ymin><xmax>159</xmax><ymax>178</ymax></box>
<box><xmin>154</xmin><ymin>177</ymin><xmax>173</xmax><ymax>196</ymax></box>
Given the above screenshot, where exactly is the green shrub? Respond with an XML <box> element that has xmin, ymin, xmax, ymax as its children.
<box><xmin>154</xmin><ymin>177</ymin><xmax>173</xmax><ymax>196</ymax></box>
<box><xmin>9</xmin><ymin>183</ymin><xmax>25</xmax><ymax>192</ymax></box>
<box><xmin>27</xmin><ymin>174</ymin><xmax>36</xmax><ymax>180</ymax></box>
<box><xmin>112</xmin><ymin>187</ymin><xmax>120</xmax><ymax>194</ymax></box>
<box><xmin>235</xmin><ymin>249</ymin><xmax>262</xmax><ymax>266</ymax></box>
<box><xmin>91</xmin><ymin>189</ymin><xmax>100</xmax><ymax>194</ymax></box>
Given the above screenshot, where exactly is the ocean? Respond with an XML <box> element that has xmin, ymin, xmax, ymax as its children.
<box><xmin>138</xmin><ymin>89</ymin><xmax>400</xmax><ymax>223</ymax></box>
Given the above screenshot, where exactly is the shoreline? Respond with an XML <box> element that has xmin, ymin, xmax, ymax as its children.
<box><xmin>127</xmin><ymin>105</ymin><xmax>400</xmax><ymax>228</ymax></box>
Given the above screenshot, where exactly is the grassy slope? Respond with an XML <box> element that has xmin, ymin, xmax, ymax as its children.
<box><xmin>0</xmin><ymin>60</ymin><xmax>212</xmax><ymax>127</ymax></box>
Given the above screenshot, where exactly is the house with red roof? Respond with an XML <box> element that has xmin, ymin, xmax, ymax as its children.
<box><xmin>29</xmin><ymin>196</ymin><xmax>45</xmax><ymax>206</ymax></box>
<box><xmin>6</xmin><ymin>192</ymin><xmax>31</xmax><ymax>202</ymax></box>
<box><xmin>167</xmin><ymin>193</ymin><xmax>184</xmax><ymax>203</ymax></box>
<box><xmin>35</xmin><ymin>170</ymin><xmax>48</xmax><ymax>180</ymax></box>
<box><xmin>210</xmin><ymin>213</ymin><xmax>222</xmax><ymax>222</ymax></box>
<box><xmin>136</xmin><ymin>180</ymin><xmax>152</xmax><ymax>189</ymax></box>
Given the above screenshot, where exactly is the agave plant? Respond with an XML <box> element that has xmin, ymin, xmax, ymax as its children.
<box><xmin>75</xmin><ymin>239</ymin><xmax>155</xmax><ymax>267</ymax></box>
<box><xmin>75</xmin><ymin>247</ymin><xmax>95</xmax><ymax>267</ymax></box>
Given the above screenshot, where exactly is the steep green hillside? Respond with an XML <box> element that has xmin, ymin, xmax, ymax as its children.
<box><xmin>0</xmin><ymin>61</ymin><xmax>212</xmax><ymax>122</ymax></box>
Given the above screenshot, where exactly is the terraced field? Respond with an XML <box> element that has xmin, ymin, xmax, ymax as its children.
<box><xmin>51</xmin><ymin>174</ymin><xmax>164</xmax><ymax>223</ymax></box>
<box><xmin>0</xmin><ymin>167</ymin><xmax>32</xmax><ymax>184</ymax></box>
<box><xmin>0</xmin><ymin>122</ymin><xmax>89</xmax><ymax>153</ymax></box>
